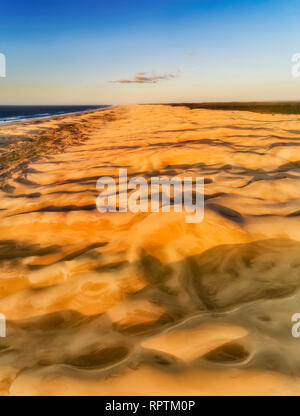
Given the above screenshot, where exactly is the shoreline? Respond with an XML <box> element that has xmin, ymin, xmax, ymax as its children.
<box><xmin>0</xmin><ymin>105</ymin><xmax>118</xmax><ymax>182</ymax></box>
<box><xmin>0</xmin><ymin>105</ymin><xmax>112</xmax><ymax>127</ymax></box>
<box><xmin>2</xmin><ymin>100</ymin><xmax>300</xmax><ymax>130</ymax></box>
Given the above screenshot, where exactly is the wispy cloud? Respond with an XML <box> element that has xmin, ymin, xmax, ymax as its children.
<box><xmin>184</xmin><ymin>51</ymin><xmax>196</xmax><ymax>56</ymax></box>
<box><xmin>111</xmin><ymin>71</ymin><xmax>179</xmax><ymax>84</ymax></box>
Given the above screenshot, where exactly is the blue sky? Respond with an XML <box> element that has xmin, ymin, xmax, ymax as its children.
<box><xmin>0</xmin><ymin>0</ymin><xmax>299</xmax><ymax>104</ymax></box>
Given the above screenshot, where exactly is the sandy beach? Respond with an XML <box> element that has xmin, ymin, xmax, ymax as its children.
<box><xmin>1</xmin><ymin>104</ymin><xmax>300</xmax><ymax>395</ymax></box>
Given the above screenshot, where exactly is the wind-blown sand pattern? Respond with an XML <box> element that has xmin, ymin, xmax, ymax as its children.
<box><xmin>1</xmin><ymin>104</ymin><xmax>300</xmax><ymax>395</ymax></box>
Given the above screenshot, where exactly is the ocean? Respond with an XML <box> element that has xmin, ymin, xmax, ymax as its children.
<box><xmin>0</xmin><ymin>105</ymin><xmax>109</xmax><ymax>125</ymax></box>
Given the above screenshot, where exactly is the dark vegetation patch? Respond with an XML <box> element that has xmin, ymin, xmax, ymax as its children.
<box><xmin>164</xmin><ymin>102</ymin><xmax>300</xmax><ymax>115</ymax></box>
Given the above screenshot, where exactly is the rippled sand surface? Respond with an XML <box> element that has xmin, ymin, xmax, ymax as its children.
<box><xmin>1</xmin><ymin>104</ymin><xmax>300</xmax><ymax>395</ymax></box>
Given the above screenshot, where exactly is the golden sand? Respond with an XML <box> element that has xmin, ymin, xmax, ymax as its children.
<box><xmin>0</xmin><ymin>104</ymin><xmax>300</xmax><ymax>395</ymax></box>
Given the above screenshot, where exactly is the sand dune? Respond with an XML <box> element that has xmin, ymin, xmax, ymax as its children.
<box><xmin>1</xmin><ymin>104</ymin><xmax>300</xmax><ymax>395</ymax></box>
